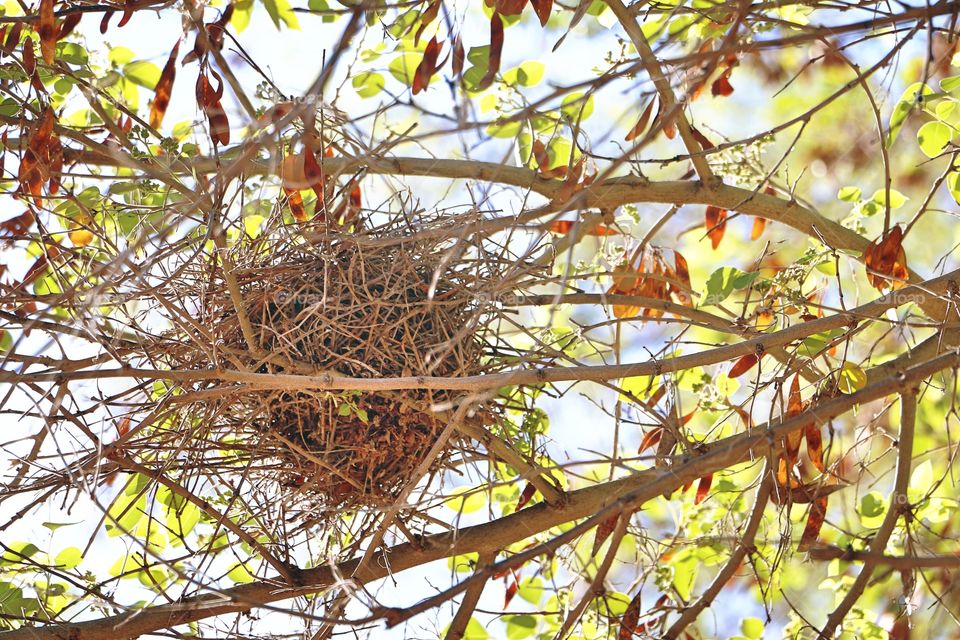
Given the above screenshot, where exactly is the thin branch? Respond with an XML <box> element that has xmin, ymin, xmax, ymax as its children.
<box><xmin>458</xmin><ymin>421</ymin><xmax>566</xmax><ymax>507</ymax></box>
<box><xmin>444</xmin><ymin>551</ymin><xmax>495</xmax><ymax>640</ymax></box>
<box><xmin>553</xmin><ymin>511</ymin><xmax>631</xmax><ymax>640</ymax></box>
<box><xmin>664</xmin><ymin>466</ymin><xmax>774</xmax><ymax>639</ymax></box>
<box><xmin>819</xmin><ymin>388</ymin><xmax>918</xmax><ymax>638</ymax></box>
<box><xmin>604</xmin><ymin>0</ymin><xmax>715</xmax><ymax>183</ymax></box>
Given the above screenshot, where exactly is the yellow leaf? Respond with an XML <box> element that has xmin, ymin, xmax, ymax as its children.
<box><xmin>69</xmin><ymin>229</ymin><xmax>94</xmax><ymax>247</ymax></box>
<box><xmin>838</xmin><ymin>362</ymin><xmax>867</xmax><ymax>394</ymax></box>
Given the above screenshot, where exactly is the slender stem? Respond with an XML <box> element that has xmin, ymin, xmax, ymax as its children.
<box><xmin>553</xmin><ymin>512</ymin><xmax>631</xmax><ymax>640</ymax></box>
<box><xmin>445</xmin><ymin>551</ymin><xmax>495</xmax><ymax>640</ymax></box>
<box><xmin>664</xmin><ymin>467</ymin><xmax>773</xmax><ymax>638</ymax></box>
<box><xmin>604</xmin><ymin>0</ymin><xmax>715</xmax><ymax>183</ymax></box>
<box><xmin>458</xmin><ymin>421</ymin><xmax>566</xmax><ymax>506</ymax></box>
<box><xmin>819</xmin><ymin>389</ymin><xmax>917</xmax><ymax>638</ymax></box>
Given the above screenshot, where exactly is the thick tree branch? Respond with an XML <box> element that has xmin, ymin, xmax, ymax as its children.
<box><xmin>808</xmin><ymin>546</ymin><xmax>960</xmax><ymax>569</ymax></box>
<box><xmin>56</xmin><ymin>144</ymin><xmax>954</xmax><ymax>325</ymax></box>
<box><xmin>4</xmin><ymin>269</ymin><xmax>955</xmax><ymax>393</ymax></box>
<box><xmin>56</xmin><ymin>151</ymin><xmax>876</xmax><ymax>274</ymax></box>
<box><xmin>5</xmin><ymin>348</ymin><xmax>953</xmax><ymax>640</ymax></box>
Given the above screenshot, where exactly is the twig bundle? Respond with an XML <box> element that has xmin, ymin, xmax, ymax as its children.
<box><xmin>155</xmin><ymin>211</ymin><xmax>529</xmax><ymax>513</ymax></box>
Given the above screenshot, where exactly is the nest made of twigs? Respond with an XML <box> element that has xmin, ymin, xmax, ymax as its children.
<box><xmin>158</xmin><ymin>213</ymin><xmax>521</xmax><ymax>513</ymax></box>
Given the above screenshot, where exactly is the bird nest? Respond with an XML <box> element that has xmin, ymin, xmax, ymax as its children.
<box><xmin>156</xmin><ymin>213</ymin><xmax>521</xmax><ymax>514</ymax></box>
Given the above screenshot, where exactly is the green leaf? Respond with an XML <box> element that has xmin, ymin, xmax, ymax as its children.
<box><xmin>0</xmin><ymin>583</ymin><xmax>39</xmax><ymax>617</ymax></box>
<box><xmin>0</xmin><ymin>330</ymin><xmax>11</xmax><ymax>353</ymax></box>
<box><xmin>671</xmin><ymin>549</ymin><xmax>698</xmax><ymax>601</ymax></box>
<box><xmin>517</xmin><ymin>577</ymin><xmax>545</xmax><ymax>604</ymax></box>
<box><xmin>545</xmin><ymin>136</ymin><xmax>573</xmax><ymax>170</ymax></box>
<box><xmin>858</xmin><ymin>491</ymin><xmax>885</xmax><ymax>518</ymax></box>
<box><xmin>503</xmin><ymin>61</ymin><xmax>544</xmax><ymax>87</ymax></box>
<box><xmin>561</xmin><ymin>92</ymin><xmax>594</xmax><ymax>121</ymax></box>
<box><xmin>702</xmin><ymin>267</ymin><xmax>758</xmax><ymax>306</ymax></box>
<box><xmin>227</xmin><ymin>561</ymin><xmax>255</xmax><ymax>583</ymax></box>
<box><xmin>941</xmin><ymin>75</ymin><xmax>960</xmax><ymax>94</ymax></box>
<box><xmin>244</xmin><ymin>214</ymin><xmax>265</xmax><ymax>238</ymax></box>
<box><xmin>949</xmin><ymin>171</ymin><xmax>960</xmax><ymax>206</ymax></box>
<box><xmin>447</xmin><ymin>552</ymin><xmax>479</xmax><ymax>574</ymax></box>
<box><xmin>263</xmin><ymin>0</ymin><xmax>300</xmax><ymax>30</ymax></box>
<box><xmin>486</xmin><ymin>119</ymin><xmax>521</xmax><ymax>139</ymax></box>
<box><xmin>109</xmin><ymin>552</ymin><xmax>135</xmax><ymax>578</ymax></box>
<box><xmin>517</xmin><ymin>129</ymin><xmax>533</xmax><ymax>164</ymax></box>
<box><xmin>667</xmin><ymin>14</ymin><xmax>697</xmax><ymax>37</ymax></box>
<box><xmin>0</xmin><ymin>98</ymin><xmax>19</xmax><ymax>118</ymax></box>
<box><xmin>603</xmin><ymin>591</ymin><xmax>632</xmax><ymax>616</ymax></box>
<box><xmin>715</xmin><ymin>372</ymin><xmax>740</xmax><ymax>397</ymax></box>
<box><xmin>385</xmin><ymin>6</ymin><xmax>418</xmax><ymax>36</ymax></box>
<box><xmin>885</xmin><ymin>82</ymin><xmax>933</xmax><ymax>147</ymax></box>
<box><xmin>0</xmin><ymin>542</ymin><xmax>39</xmax><ymax>565</ymax></box>
<box><xmin>505</xmin><ymin>614</ymin><xmax>537</xmax><ymax>639</ymax></box>
<box><xmin>108</xmin><ymin>46</ymin><xmax>136</xmax><ymax>65</ymax></box>
<box><xmin>33</xmin><ymin>271</ymin><xmax>61</xmax><ymax>296</ymax></box>
<box><xmin>937</xmin><ymin>99</ymin><xmax>956</xmax><ymax>120</ymax></box>
<box><xmin>870</xmin><ymin>188</ymin><xmax>907</xmax><ymax>209</ymax></box>
<box><xmin>461</xmin><ymin>46</ymin><xmax>501</xmax><ymax>92</ymax></box>
<box><xmin>908</xmin><ymin>460</ymin><xmax>933</xmax><ymax>503</ymax></box>
<box><xmin>444</xmin><ymin>487</ymin><xmax>486</xmax><ymax>514</ymax></box>
<box><xmin>800</xmin><ymin>328</ymin><xmax>844</xmax><ymax>358</ymax></box>
<box><xmin>917</xmin><ymin>121</ymin><xmax>954</xmax><ymax>158</ymax></box>
<box><xmin>106</xmin><ymin>474</ymin><xmax>150</xmax><ymax>537</ymax></box>
<box><xmin>443</xmin><ymin>617</ymin><xmax>489</xmax><ymax>640</ymax></box>
<box><xmin>388</xmin><ymin>52</ymin><xmax>422</xmax><ymax>86</ymax></box>
<box><xmin>138</xmin><ymin>563</ymin><xmax>171</xmax><ymax>590</ymax></box>
<box><xmin>360</xmin><ymin>46</ymin><xmax>383</xmax><ymax>63</ymax></box>
<box><xmin>54</xmin><ymin>77</ymin><xmax>74</xmax><ymax>96</ymax></box>
<box><xmin>837</xmin><ymin>362</ymin><xmax>867</xmax><ymax>394</ymax></box>
<box><xmin>307</xmin><ymin>0</ymin><xmax>336</xmax><ymax>21</ymax></box>
<box><xmin>741</xmin><ymin>617</ymin><xmax>765</xmax><ymax>639</ymax></box>
<box><xmin>231</xmin><ymin>0</ymin><xmax>253</xmax><ymax>31</ymax></box>
<box><xmin>837</xmin><ymin>186</ymin><xmax>861</xmax><ymax>202</ymax></box>
<box><xmin>55</xmin><ymin>547</ymin><xmax>82</xmax><ymax>570</ymax></box>
<box><xmin>165</xmin><ymin>500</ymin><xmax>201</xmax><ymax>542</ymax></box>
<box><xmin>352</xmin><ymin>71</ymin><xmax>385</xmax><ymax>98</ymax></box>
<box><xmin>815</xmin><ymin>255</ymin><xmax>838</xmax><ymax>275</ymax></box>
<box><xmin>119</xmin><ymin>78</ymin><xmax>140</xmax><ymax>111</ymax></box>
<box><xmin>123</xmin><ymin>61</ymin><xmax>162</xmax><ymax>89</ymax></box>
<box><xmin>58</xmin><ymin>42</ymin><xmax>88</xmax><ymax>66</ymax></box>
<box><xmin>467</xmin><ymin>45</ymin><xmax>490</xmax><ymax>66</ymax></box>
<box><xmin>619</xmin><ymin>375</ymin><xmax>660</xmax><ymax>401</ymax></box>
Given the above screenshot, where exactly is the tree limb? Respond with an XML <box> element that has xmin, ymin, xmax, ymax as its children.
<box><xmin>6</xmin><ymin>348</ymin><xmax>951</xmax><ymax>640</ymax></box>
<box><xmin>4</xmin><ymin>268</ymin><xmax>955</xmax><ymax>392</ymax></box>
